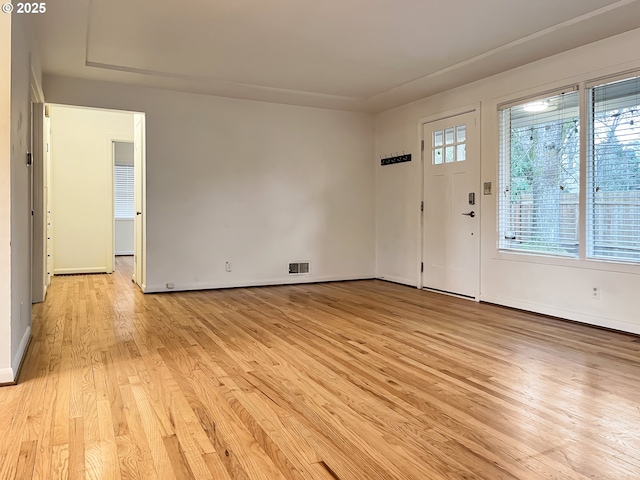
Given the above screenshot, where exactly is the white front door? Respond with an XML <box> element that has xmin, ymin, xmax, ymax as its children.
<box><xmin>422</xmin><ymin>111</ymin><xmax>479</xmax><ymax>298</ymax></box>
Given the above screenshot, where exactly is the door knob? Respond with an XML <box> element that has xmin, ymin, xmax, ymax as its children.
<box><xmin>462</xmin><ymin>211</ymin><xmax>475</xmax><ymax>218</ymax></box>
<box><xmin>136</xmin><ymin>211</ymin><xmax>142</xmax><ymax>215</ymax></box>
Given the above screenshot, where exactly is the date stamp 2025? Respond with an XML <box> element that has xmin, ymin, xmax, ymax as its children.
<box><xmin>2</xmin><ymin>2</ymin><xmax>47</xmax><ymax>14</ymax></box>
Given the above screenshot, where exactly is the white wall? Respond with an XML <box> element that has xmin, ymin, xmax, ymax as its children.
<box><xmin>375</xmin><ymin>28</ymin><xmax>640</xmax><ymax>334</ymax></box>
<box><xmin>10</xmin><ymin>15</ymin><xmax>32</xmax><ymax>377</ymax></box>
<box><xmin>1</xmin><ymin>14</ymin><xmax>43</xmax><ymax>383</ymax></box>
<box><xmin>43</xmin><ymin>79</ymin><xmax>375</xmax><ymax>292</ymax></box>
<box><xmin>49</xmin><ymin>106</ymin><xmax>134</xmax><ymax>274</ymax></box>
<box><xmin>0</xmin><ymin>12</ymin><xmax>12</xmax><ymax>383</ymax></box>
<box><xmin>115</xmin><ymin>219</ymin><xmax>134</xmax><ymax>255</ymax></box>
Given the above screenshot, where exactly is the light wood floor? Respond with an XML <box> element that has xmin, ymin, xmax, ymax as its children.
<box><xmin>1</xmin><ymin>257</ymin><xmax>640</xmax><ymax>480</ymax></box>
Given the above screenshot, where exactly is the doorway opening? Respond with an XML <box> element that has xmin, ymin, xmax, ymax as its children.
<box><xmin>39</xmin><ymin>106</ymin><xmax>147</xmax><ymax>292</ymax></box>
<box><xmin>113</xmin><ymin>141</ymin><xmax>135</xmax><ymax>257</ymax></box>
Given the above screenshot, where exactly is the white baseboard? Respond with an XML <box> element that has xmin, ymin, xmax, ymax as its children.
<box><xmin>12</xmin><ymin>326</ymin><xmax>32</xmax><ymax>374</ymax></box>
<box><xmin>54</xmin><ymin>267</ymin><xmax>108</xmax><ymax>275</ymax></box>
<box><xmin>0</xmin><ymin>326</ymin><xmax>32</xmax><ymax>385</ymax></box>
<box><xmin>480</xmin><ymin>294</ymin><xmax>640</xmax><ymax>335</ymax></box>
<box><xmin>0</xmin><ymin>368</ymin><xmax>15</xmax><ymax>384</ymax></box>
<box><xmin>144</xmin><ymin>274</ymin><xmax>376</xmax><ymax>294</ymax></box>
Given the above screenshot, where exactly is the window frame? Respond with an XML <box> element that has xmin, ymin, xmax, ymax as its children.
<box><xmin>497</xmin><ymin>86</ymin><xmax>581</xmax><ymax>259</ymax></box>
<box><xmin>495</xmin><ymin>72</ymin><xmax>640</xmax><ymax>267</ymax></box>
<box><xmin>585</xmin><ymin>74</ymin><xmax>640</xmax><ymax>264</ymax></box>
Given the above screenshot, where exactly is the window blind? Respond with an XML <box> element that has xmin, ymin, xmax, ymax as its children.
<box><xmin>587</xmin><ymin>75</ymin><xmax>640</xmax><ymax>263</ymax></box>
<box><xmin>499</xmin><ymin>90</ymin><xmax>580</xmax><ymax>256</ymax></box>
<box><xmin>114</xmin><ymin>165</ymin><xmax>135</xmax><ymax>219</ymax></box>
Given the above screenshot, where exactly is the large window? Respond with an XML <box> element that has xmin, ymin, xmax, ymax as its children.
<box><xmin>499</xmin><ymin>90</ymin><xmax>580</xmax><ymax>256</ymax></box>
<box><xmin>499</xmin><ymin>74</ymin><xmax>640</xmax><ymax>264</ymax></box>
<box><xmin>588</xmin><ymin>76</ymin><xmax>640</xmax><ymax>263</ymax></box>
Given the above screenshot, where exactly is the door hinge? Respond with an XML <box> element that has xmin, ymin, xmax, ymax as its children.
<box><xmin>420</xmin><ymin>201</ymin><xmax>424</xmax><ymax>212</ymax></box>
<box><xmin>420</xmin><ymin>262</ymin><xmax>424</xmax><ymax>273</ymax></box>
<box><xmin>421</xmin><ymin>140</ymin><xmax>424</xmax><ymax>151</ymax></box>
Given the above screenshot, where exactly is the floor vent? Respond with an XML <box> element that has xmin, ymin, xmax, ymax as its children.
<box><xmin>289</xmin><ymin>261</ymin><xmax>310</xmax><ymax>275</ymax></box>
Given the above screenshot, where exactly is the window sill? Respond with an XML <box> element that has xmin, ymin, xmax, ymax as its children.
<box><xmin>494</xmin><ymin>249</ymin><xmax>640</xmax><ymax>275</ymax></box>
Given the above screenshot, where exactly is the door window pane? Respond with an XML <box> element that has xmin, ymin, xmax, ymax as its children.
<box><xmin>445</xmin><ymin>128</ymin><xmax>454</xmax><ymax>145</ymax></box>
<box><xmin>433</xmin><ymin>148</ymin><xmax>443</xmax><ymax>164</ymax></box>
<box><xmin>434</xmin><ymin>130</ymin><xmax>443</xmax><ymax>147</ymax></box>
<box><xmin>445</xmin><ymin>146</ymin><xmax>454</xmax><ymax>163</ymax></box>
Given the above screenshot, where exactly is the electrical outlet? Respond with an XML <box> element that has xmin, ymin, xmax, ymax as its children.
<box><xmin>225</xmin><ymin>261</ymin><xmax>232</xmax><ymax>272</ymax></box>
<box><xmin>592</xmin><ymin>287</ymin><xmax>600</xmax><ymax>300</ymax></box>
<box><xmin>166</xmin><ymin>282</ymin><xmax>175</xmax><ymax>289</ymax></box>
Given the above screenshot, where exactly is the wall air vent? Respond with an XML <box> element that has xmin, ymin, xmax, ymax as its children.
<box><xmin>288</xmin><ymin>261</ymin><xmax>310</xmax><ymax>275</ymax></box>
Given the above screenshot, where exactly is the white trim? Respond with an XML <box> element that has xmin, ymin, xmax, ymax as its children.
<box><xmin>578</xmin><ymin>81</ymin><xmax>588</xmax><ymax>262</ymax></box>
<box><xmin>45</xmin><ymin>103</ymin><xmax>145</xmax><ymax>116</ymax></box>
<box><xmin>0</xmin><ymin>368</ymin><xmax>14</xmax><ymax>384</ymax></box>
<box><xmin>497</xmin><ymin>85</ymin><xmax>578</xmax><ymax>110</ymax></box>
<box><xmin>488</xmin><ymin>57</ymin><xmax>640</xmax><ymax>113</ymax></box>
<box><xmin>132</xmin><ymin>113</ymin><xmax>147</xmax><ymax>291</ymax></box>
<box><xmin>12</xmin><ymin>326</ymin><xmax>31</xmax><ymax>374</ymax></box>
<box><xmin>143</xmin><ymin>274</ymin><xmax>376</xmax><ymax>294</ymax></box>
<box><xmin>480</xmin><ymin>294</ymin><xmax>640</xmax><ymax>335</ymax></box>
<box><xmin>30</xmin><ymin>65</ymin><xmax>44</xmax><ymax>103</ymax></box>
<box><xmin>2</xmin><ymin>327</ymin><xmax>33</xmax><ymax>383</ymax></box>
<box><xmin>585</xmin><ymin>67</ymin><xmax>640</xmax><ymax>89</ymax></box>
<box><xmin>492</xmin><ymin>247</ymin><xmax>640</xmax><ymax>275</ymax></box>
<box><xmin>115</xmin><ymin>251</ymin><xmax>134</xmax><ymax>256</ymax></box>
<box><xmin>54</xmin><ymin>267</ymin><xmax>109</xmax><ymax>275</ymax></box>
<box><xmin>32</xmin><ymin>103</ymin><xmax>47</xmax><ymax>304</ymax></box>
<box><xmin>418</xmin><ymin>103</ymin><xmax>480</xmax><ymax>127</ymax></box>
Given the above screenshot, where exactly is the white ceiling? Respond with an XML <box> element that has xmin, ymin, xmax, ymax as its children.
<box><xmin>32</xmin><ymin>0</ymin><xmax>640</xmax><ymax>112</ymax></box>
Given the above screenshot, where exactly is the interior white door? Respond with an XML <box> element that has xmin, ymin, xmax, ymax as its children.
<box><xmin>45</xmin><ymin>115</ymin><xmax>52</xmax><ymax>287</ymax></box>
<box><xmin>133</xmin><ymin>114</ymin><xmax>144</xmax><ymax>289</ymax></box>
<box><xmin>422</xmin><ymin>111</ymin><xmax>479</xmax><ymax>298</ymax></box>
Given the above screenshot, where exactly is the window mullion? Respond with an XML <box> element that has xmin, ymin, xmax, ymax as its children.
<box><xmin>578</xmin><ymin>82</ymin><xmax>587</xmax><ymax>261</ymax></box>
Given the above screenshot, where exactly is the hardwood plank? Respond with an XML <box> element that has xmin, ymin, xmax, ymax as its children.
<box><xmin>1</xmin><ymin>256</ymin><xmax>639</xmax><ymax>479</ymax></box>
<box><xmin>50</xmin><ymin>444</ymin><xmax>69</xmax><ymax>480</ymax></box>
<box><xmin>115</xmin><ymin>436</ymin><xmax>143</xmax><ymax>480</ymax></box>
<box><xmin>14</xmin><ymin>440</ymin><xmax>37</xmax><ymax>480</ymax></box>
